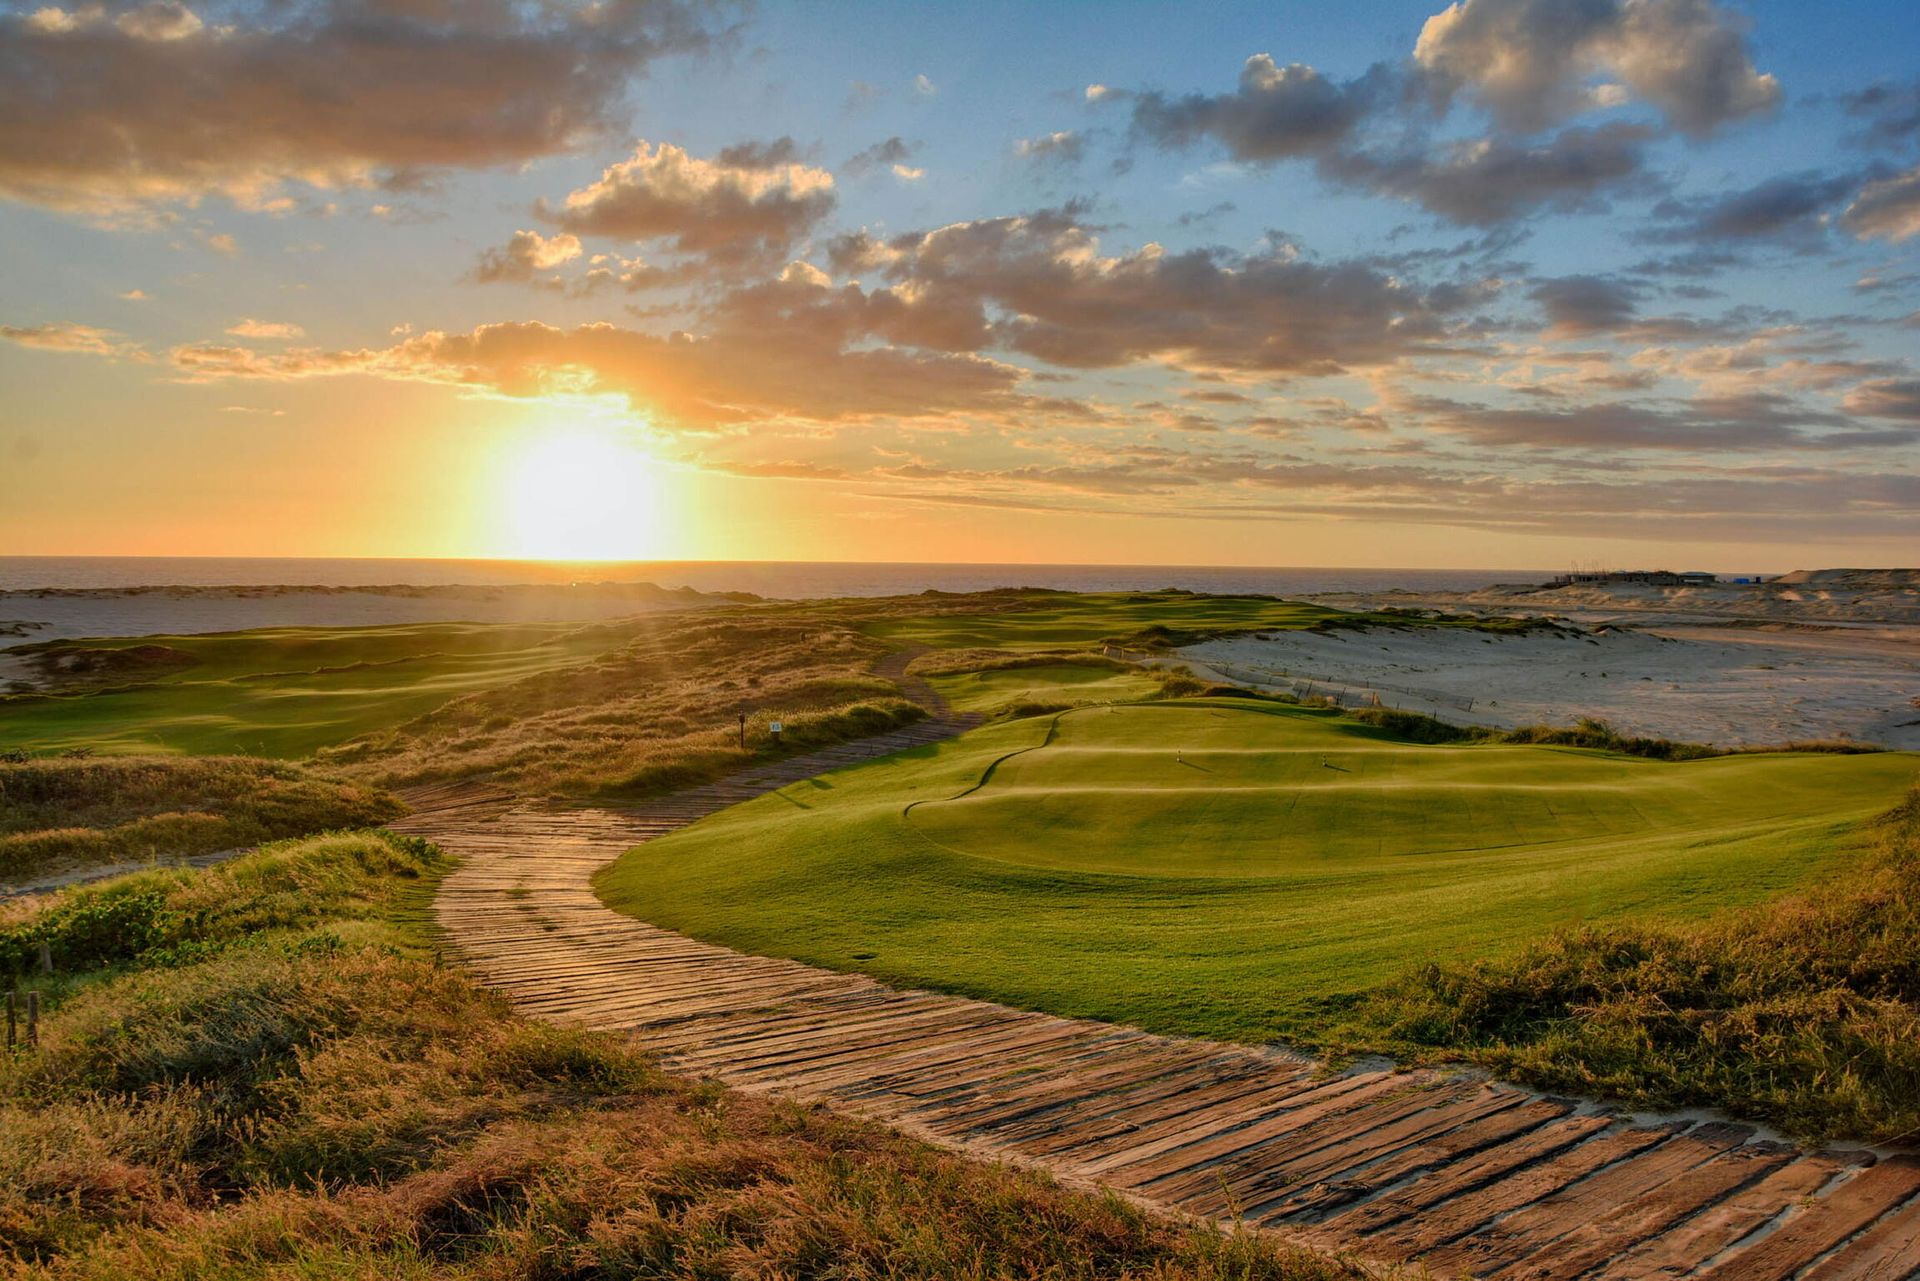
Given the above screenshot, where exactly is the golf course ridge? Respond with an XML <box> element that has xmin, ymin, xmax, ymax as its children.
<box><xmin>403</xmin><ymin>655</ymin><xmax>1920</xmax><ymax>1279</ymax></box>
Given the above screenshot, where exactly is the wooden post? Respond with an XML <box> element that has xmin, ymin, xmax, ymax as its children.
<box><xmin>37</xmin><ymin>941</ymin><xmax>52</xmax><ymax>975</ymax></box>
<box><xmin>738</xmin><ymin>712</ymin><xmax>746</xmax><ymax>750</ymax></box>
<box><xmin>25</xmin><ymin>991</ymin><xmax>37</xmax><ymax>1047</ymax></box>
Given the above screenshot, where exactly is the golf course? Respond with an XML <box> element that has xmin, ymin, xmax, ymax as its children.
<box><xmin>598</xmin><ymin>696</ymin><xmax>1920</xmax><ymax>1045</ymax></box>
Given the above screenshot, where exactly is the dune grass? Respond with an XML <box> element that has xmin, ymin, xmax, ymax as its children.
<box><xmin>597</xmin><ymin>699</ymin><xmax>1919</xmax><ymax>1058</ymax></box>
<box><xmin>327</xmin><ymin>613</ymin><xmax>927</xmax><ymax>798</ymax></box>
<box><xmin>0</xmin><ymin>835</ymin><xmax>1360</xmax><ymax>1279</ymax></box>
<box><xmin>0</xmin><ymin>756</ymin><xmax>402</xmax><ymax>885</ymax></box>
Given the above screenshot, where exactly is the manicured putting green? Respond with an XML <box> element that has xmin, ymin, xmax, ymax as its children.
<box><xmin>0</xmin><ymin>622</ymin><xmax>617</xmax><ymax>758</ymax></box>
<box><xmin>597</xmin><ymin>700</ymin><xmax>1919</xmax><ymax>1045</ymax></box>
<box><xmin>926</xmin><ymin>663</ymin><xmax>1164</xmax><ymax>714</ymax></box>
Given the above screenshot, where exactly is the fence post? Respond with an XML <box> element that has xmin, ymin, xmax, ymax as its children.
<box><xmin>25</xmin><ymin>991</ymin><xmax>38</xmax><ymax>1047</ymax></box>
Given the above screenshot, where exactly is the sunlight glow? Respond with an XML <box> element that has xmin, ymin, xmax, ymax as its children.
<box><xmin>501</xmin><ymin>426</ymin><xmax>666</xmax><ymax>560</ymax></box>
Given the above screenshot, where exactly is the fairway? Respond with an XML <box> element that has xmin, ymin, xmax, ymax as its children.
<box><xmin>858</xmin><ymin>590</ymin><xmax>1509</xmax><ymax>650</ymax></box>
<box><xmin>926</xmin><ymin>663</ymin><xmax>1164</xmax><ymax>714</ymax></box>
<box><xmin>597</xmin><ymin>700</ymin><xmax>1920</xmax><ymax>1045</ymax></box>
<box><xmin>0</xmin><ymin>621</ymin><xmax>620</xmax><ymax>758</ymax></box>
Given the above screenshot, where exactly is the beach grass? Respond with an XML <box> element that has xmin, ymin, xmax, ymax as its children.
<box><xmin>0</xmin><ymin>831</ymin><xmax>1359</xmax><ymax>1280</ymax></box>
<box><xmin>596</xmin><ymin>699</ymin><xmax>1919</xmax><ymax>1067</ymax></box>
<box><xmin>0</xmin><ymin>755</ymin><xmax>402</xmax><ymax>885</ymax></box>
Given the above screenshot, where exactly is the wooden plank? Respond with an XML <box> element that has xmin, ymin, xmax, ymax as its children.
<box><xmin>1700</xmin><ymin>1158</ymin><xmax>1920</xmax><ymax>1280</ymax></box>
<box><xmin>1492</xmin><ymin>1139</ymin><xmax>1793</xmax><ymax>1279</ymax></box>
<box><xmin>1799</xmin><ymin>1191</ymin><xmax>1920</xmax><ymax>1280</ymax></box>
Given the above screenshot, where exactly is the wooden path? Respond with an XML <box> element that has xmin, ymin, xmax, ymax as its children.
<box><xmin>398</xmin><ymin>658</ymin><xmax>1920</xmax><ymax>1279</ymax></box>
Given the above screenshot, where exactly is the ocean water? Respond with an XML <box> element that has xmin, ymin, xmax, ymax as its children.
<box><xmin>0</xmin><ymin>557</ymin><xmax>1541</xmax><ymax>598</ymax></box>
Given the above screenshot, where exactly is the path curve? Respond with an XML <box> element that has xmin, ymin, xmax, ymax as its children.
<box><xmin>396</xmin><ymin>656</ymin><xmax>1920</xmax><ymax>1280</ymax></box>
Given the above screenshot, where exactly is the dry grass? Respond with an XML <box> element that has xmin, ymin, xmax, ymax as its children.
<box><xmin>0</xmin><ymin>757</ymin><xmax>402</xmax><ymax>884</ymax></box>
<box><xmin>1347</xmin><ymin>785</ymin><xmax>1920</xmax><ymax>1144</ymax></box>
<box><xmin>0</xmin><ymin>831</ymin><xmax>1367</xmax><ymax>1281</ymax></box>
<box><xmin>321</xmin><ymin>613</ymin><xmax>926</xmax><ymax>798</ymax></box>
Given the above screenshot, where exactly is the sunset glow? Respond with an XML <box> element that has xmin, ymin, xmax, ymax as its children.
<box><xmin>499</xmin><ymin>428</ymin><xmax>667</xmax><ymax>562</ymax></box>
<box><xmin>0</xmin><ymin>1</ymin><xmax>1915</xmax><ymax>569</ymax></box>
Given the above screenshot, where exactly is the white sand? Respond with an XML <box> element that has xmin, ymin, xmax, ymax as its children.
<box><xmin>1182</xmin><ymin>623</ymin><xmax>1920</xmax><ymax>750</ymax></box>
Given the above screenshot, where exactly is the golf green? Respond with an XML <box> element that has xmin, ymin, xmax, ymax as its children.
<box><xmin>597</xmin><ymin>700</ymin><xmax>1920</xmax><ymax>1044</ymax></box>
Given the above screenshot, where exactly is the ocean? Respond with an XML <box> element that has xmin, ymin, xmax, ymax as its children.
<box><xmin>0</xmin><ymin>557</ymin><xmax>1541</xmax><ymax>598</ymax></box>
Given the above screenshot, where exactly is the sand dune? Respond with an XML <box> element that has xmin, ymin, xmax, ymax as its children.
<box><xmin>1183</xmin><ymin>621</ymin><xmax>1920</xmax><ymax>750</ymax></box>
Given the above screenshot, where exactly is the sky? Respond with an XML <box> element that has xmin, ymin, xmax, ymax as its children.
<box><xmin>1</xmin><ymin>0</ymin><xmax>1917</xmax><ymax>572</ymax></box>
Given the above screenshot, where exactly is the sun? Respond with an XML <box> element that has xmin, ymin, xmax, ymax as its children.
<box><xmin>501</xmin><ymin>426</ymin><xmax>666</xmax><ymax>561</ymax></box>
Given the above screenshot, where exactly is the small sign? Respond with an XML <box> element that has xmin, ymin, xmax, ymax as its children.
<box><xmin>769</xmin><ymin>721</ymin><xmax>784</xmax><ymax>734</ymax></box>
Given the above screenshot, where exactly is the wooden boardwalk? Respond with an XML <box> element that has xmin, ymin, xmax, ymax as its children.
<box><xmin>399</xmin><ymin>664</ymin><xmax>1920</xmax><ymax>1279</ymax></box>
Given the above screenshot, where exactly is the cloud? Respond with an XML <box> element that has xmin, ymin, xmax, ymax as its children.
<box><xmin>845</xmin><ymin>137</ymin><xmax>920</xmax><ymax>181</ymax></box>
<box><xmin>1128</xmin><ymin>55</ymin><xmax>1380</xmax><ymax>161</ymax></box>
<box><xmin>473</xmin><ymin>230</ymin><xmax>586</xmax><ymax>285</ymax></box>
<box><xmin>0</xmin><ymin>321</ymin><xmax>139</xmax><ymax>356</ymax></box>
<box><xmin>1413</xmin><ymin>0</ymin><xmax>1779</xmax><ymax>136</ymax></box>
<box><xmin>913</xmin><ymin>73</ymin><xmax>937</xmax><ymax>97</ymax></box>
<box><xmin>225</xmin><ymin>318</ymin><xmax>305</xmax><ymax>340</ymax></box>
<box><xmin>1531</xmin><ymin>274</ymin><xmax>1639</xmax><ymax>336</ymax></box>
<box><xmin>1014</xmin><ymin>131</ymin><xmax>1086</xmax><ymax>165</ymax></box>
<box><xmin>1328</xmin><ymin>122</ymin><xmax>1656</xmax><ymax>225</ymax></box>
<box><xmin>541</xmin><ymin>140</ymin><xmax>836</xmax><ymax>270</ymax></box>
<box><xmin>844</xmin><ymin>206</ymin><xmax>1477</xmax><ymax>374</ymax></box>
<box><xmin>1647</xmin><ymin>170</ymin><xmax>1862</xmax><ymax>245</ymax></box>
<box><xmin>1841</xmin><ymin>166</ymin><xmax>1920</xmax><ymax>243</ymax></box>
<box><xmin>1394</xmin><ymin>388</ymin><xmax>1877</xmax><ymax>452</ymax></box>
<box><xmin>1843</xmin><ymin>378</ymin><xmax>1920</xmax><ymax>421</ymax></box>
<box><xmin>118</xmin><ymin>288</ymin><xmax>148</xmax><ymax>301</ymax></box>
<box><xmin>0</xmin><ymin>1</ymin><xmax>716</xmax><ymax>215</ymax></box>
<box><xmin>1842</xmin><ymin>80</ymin><xmax>1920</xmax><ymax>153</ymax></box>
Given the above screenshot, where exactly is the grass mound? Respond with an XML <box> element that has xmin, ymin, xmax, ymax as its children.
<box><xmin>0</xmin><ymin>756</ymin><xmax>402</xmax><ymax>884</ymax></box>
<box><xmin>1347</xmin><ymin>785</ymin><xmax>1920</xmax><ymax>1144</ymax></box>
<box><xmin>0</xmin><ymin>833</ymin><xmax>1356</xmax><ymax>1279</ymax></box>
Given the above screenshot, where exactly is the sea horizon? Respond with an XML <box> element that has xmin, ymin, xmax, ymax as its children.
<box><xmin>1</xmin><ymin>555</ymin><xmax>1697</xmax><ymax>599</ymax></box>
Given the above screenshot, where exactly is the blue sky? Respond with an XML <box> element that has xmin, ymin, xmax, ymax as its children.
<box><xmin>1</xmin><ymin>0</ymin><xmax>1917</xmax><ymax>569</ymax></box>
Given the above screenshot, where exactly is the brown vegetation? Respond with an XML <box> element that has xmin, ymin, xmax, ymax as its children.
<box><xmin>0</xmin><ymin>757</ymin><xmax>401</xmax><ymax>884</ymax></box>
<box><xmin>0</xmin><ymin>831</ymin><xmax>1362</xmax><ymax>1280</ymax></box>
<box><xmin>323</xmin><ymin>613</ymin><xmax>927</xmax><ymax>798</ymax></box>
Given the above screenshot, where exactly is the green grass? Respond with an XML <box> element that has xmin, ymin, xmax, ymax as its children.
<box><xmin>860</xmin><ymin>589</ymin><xmax>1445</xmax><ymax>650</ymax></box>
<box><xmin>1345</xmin><ymin>788</ymin><xmax>1920</xmax><ymax>1143</ymax></box>
<box><xmin>0</xmin><ymin>835</ymin><xmax>1357</xmax><ymax>1279</ymax></box>
<box><xmin>596</xmin><ymin>699</ymin><xmax>1919</xmax><ymax>1048</ymax></box>
<box><xmin>0</xmin><ymin>756</ymin><xmax>403</xmax><ymax>884</ymax></box>
<box><xmin>0</xmin><ymin>621</ymin><xmax>632</xmax><ymax>758</ymax></box>
<box><xmin>927</xmin><ymin>662</ymin><xmax>1166</xmax><ymax>715</ymax></box>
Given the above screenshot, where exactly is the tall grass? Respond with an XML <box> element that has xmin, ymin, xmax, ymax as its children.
<box><xmin>0</xmin><ymin>757</ymin><xmax>402</xmax><ymax>883</ymax></box>
<box><xmin>326</xmin><ymin>615</ymin><xmax>927</xmax><ymax>798</ymax></box>
<box><xmin>0</xmin><ymin>832</ymin><xmax>1362</xmax><ymax>1279</ymax></box>
<box><xmin>1344</xmin><ymin>786</ymin><xmax>1920</xmax><ymax>1144</ymax></box>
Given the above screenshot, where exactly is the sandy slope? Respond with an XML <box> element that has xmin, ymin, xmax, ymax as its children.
<box><xmin>1182</xmin><ymin>622</ymin><xmax>1920</xmax><ymax>749</ymax></box>
<box><xmin>1306</xmin><ymin>566</ymin><xmax>1920</xmax><ymax>627</ymax></box>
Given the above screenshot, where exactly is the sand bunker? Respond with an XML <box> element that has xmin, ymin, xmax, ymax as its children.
<box><xmin>1183</xmin><ymin>623</ymin><xmax>1920</xmax><ymax>750</ymax></box>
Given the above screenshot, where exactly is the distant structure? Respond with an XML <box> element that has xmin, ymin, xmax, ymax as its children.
<box><xmin>1545</xmin><ymin>569</ymin><xmax>1718</xmax><ymax>588</ymax></box>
